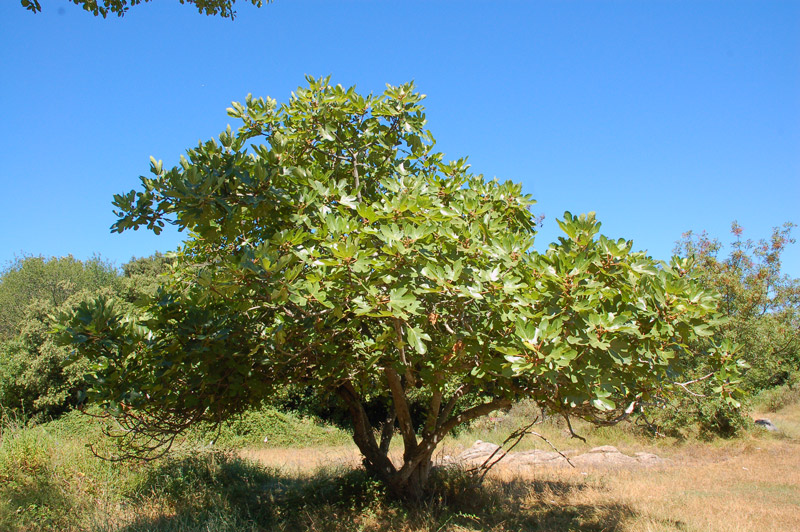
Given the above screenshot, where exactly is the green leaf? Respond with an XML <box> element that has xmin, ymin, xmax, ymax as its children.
<box><xmin>406</xmin><ymin>326</ymin><xmax>431</xmax><ymax>354</ymax></box>
<box><xmin>592</xmin><ymin>397</ymin><xmax>616</xmax><ymax>411</ymax></box>
<box><xmin>339</xmin><ymin>195</ymin><xmax>358</xmax><ymax>209</ymax></box>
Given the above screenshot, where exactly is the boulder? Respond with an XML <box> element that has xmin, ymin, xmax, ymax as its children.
<box><xmin>754</xmin><ymin>419</ymin><xmax>779</xmax><ymax>432</ymax></box>
<box><xmin>570</xmin><ymin>447</ymin><xmax>638</xmax><ymax>467</ymax></box>
<box><xmin>588</xmin><ymin>445</ymin><xmax>622</xmax><ymax>454</ymax></box>
<box><xmin>633</xmin><ymin>451</ymin><xmax>666</xmax><ymax>464</ymax></box>
<box><xmin>454</xmin><ymin>440</ymin><xmax>667</xmax><ymax>469</ymax></box>
<box><xmin>505</xmin><ymin>449</ymin><xmax>571</xmax><ymax>465</ymax></box>
<box><xmin>458</xmin><ymin>440</ymin><xmax>506</xmax><ymax>461</ymax></box>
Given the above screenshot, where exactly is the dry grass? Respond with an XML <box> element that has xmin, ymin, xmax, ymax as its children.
<box><xmin>229</xmin><ymin>441</ymin><xmax>800</xmax><ymax>531</ymax></box>
<box><xmin>3</xmin><ymin>404</ymin><xmax>798</xmax><ymax>531</ymax></box>
<box><xmin>239</xmin><ymin>445</ymin><xmax>364</xmax><ymax>470</ymax></box>
<box><xmin>471</xmin><ymin>438</ymin><xmax>799</xmax><ymax>532</ymax></box>
<box><xmin>235</xmin><ymin>403</ymin><xmax>800</xmax><ymax>532</ymax></box>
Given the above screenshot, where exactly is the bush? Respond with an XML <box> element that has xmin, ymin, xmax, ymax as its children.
<box><xmin>0</xmin><ymin>298</ymin><xmax>92</xmax><ymax>423</ymax></box>
<box><xmin>640</xmin><ymin>395</ymin><xmax>752</xmax><ymax>440</ymax></box>
<box><xmin>751</xmin><ymin>376</ymin><xmax>800</xmax><ymax>412</ymax></box>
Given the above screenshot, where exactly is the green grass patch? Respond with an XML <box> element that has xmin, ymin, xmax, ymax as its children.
<box><xmin>186</xmin><ymin>406</ymin><xmax>351</xmax><ymax>448</ymax></box>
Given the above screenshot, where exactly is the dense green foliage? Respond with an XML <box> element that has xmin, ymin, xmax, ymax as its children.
<box><xmin>643</xmin><ymin>222</ymin><xmax>799</xmax><ymax>438</ymax></box>
<box><xmin>57</xmin><ymin>77</ymin><xmax>740</xmax><ymax>498</ymax></box>
<box><xmin>21</xmin><ymin>0</ymin><xmax>268</xmax><ymax>18</ymax></box>
<box><xmin>0</xmin><ymin>299</ymin><xmax>92</xmax><ymax>422</ymax></box>
<box><xmin>0</xmin><ymin>255</ymin><xmax>117</xmax><ymax>341</ymax></box>
<box><xmin>0</xmin><ymin>256</ymin><xmax>118</xmax><ymax>421</ymax></box>
<box><xmin>0</xmin><ymin>254</ymin><xmax>173</xmax><ymax>422</ymax></box>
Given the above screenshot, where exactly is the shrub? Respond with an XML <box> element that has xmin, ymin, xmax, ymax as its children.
<box><xmin>752</xmin><ymin>375</ymin><xmax>800</xmax><ymax>412</ymax></box>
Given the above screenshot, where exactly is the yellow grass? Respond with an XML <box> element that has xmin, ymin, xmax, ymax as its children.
<box><xmin>4</xmin><ymin>403</ymin><xmax>798</xmax><ymax>531</ymax></box>
<box><xmin>237</xmin><ymin>404</ymin><xmax>800</xmax><ymax>531</ymax></box>
<box><xmin>477</xmin><ymin>440</ymin><xmax>800</xmax><ymax>531</ymax></box>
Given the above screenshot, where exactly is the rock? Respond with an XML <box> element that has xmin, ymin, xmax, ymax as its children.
<box><xmin>571</xmin><ymin>449</ymin><xmax>638</xmax><ymax>467</ymax></box>
<box><xmin>633</xmin><ymin>451</ymin><xmax>665</xmax><ymax>464</ymax></box>
<box><xmin>505</xmin><ymin>449</ymin><xmax>570</xmax><ymax>465</ymax></box>
<box><xmin>458</xmin><ymin>440</ymin><xmax>506</xmax><ymax>461</ymax></box>
<box><xmin>454</xmin><ymin>440</ymin><xmax>666</xmax><ymax>469</ymax></box>
<box><xmin>588</xmin><ymin>445</ymin><xmax>621</xmax><ymax>454</ymax></box>
<box><xmin>754</xmin><ymin>419</ymin><xmax>779</xmax><ymax>432</ymax></box>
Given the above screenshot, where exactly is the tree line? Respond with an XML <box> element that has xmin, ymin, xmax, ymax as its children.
<box><xmin>0</xmin><ymin>253</ymin><xmax>174</xmax><ymax>422</ymax></box>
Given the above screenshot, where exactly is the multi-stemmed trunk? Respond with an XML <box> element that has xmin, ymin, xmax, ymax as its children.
<box><xmin>336</xmin><ymin>369</ymin><xmax>511</xmax><ymax>500</ymax></box>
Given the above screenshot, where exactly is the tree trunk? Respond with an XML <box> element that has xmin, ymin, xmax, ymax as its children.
<box><xmin>338</xmin><ymin>380</ymin><xmax>511</xmax><ymax>501</ymax></box>
<box><xmin>388</xmin><ymin>456</ymin><xmax>433</xmax><ymax>500</ymax></box>
<box><xmin>379</xmin><ymin>411</ymin><xmax>396</xmax><ymax>455</ymax></box>
<box><xmin>357</xmin><ymin>448</ymin><xmax>433</xmax><ymax>501</ymax></box>
<box><xmin>336</xmin><ymin>385</ymin><xmax>396</xmax><ymax>483</ymax></box>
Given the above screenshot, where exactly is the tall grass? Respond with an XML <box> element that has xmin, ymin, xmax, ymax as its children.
<box><xmin>0</xmin><ymin>407</ymin><xmax>352</xmax><ymax>532</ymax></box>
<box><xmin>0</xmin><ymin>411</ymin><xmax>117</xmax><ymax>531</ymax></box>
<box><xmin>752</xmin><ymin>381</ymin><xmax>800</xmax><ymax>413</ymax></box>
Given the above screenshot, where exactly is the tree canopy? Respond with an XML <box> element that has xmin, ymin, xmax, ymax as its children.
<box><xmin>0</xmin><ymin>255</ymin><xmax>118</xmax><ymax>421</ymax></box>
<box><xmin>0</xmin><ymin>254</ymin><xmax>176</xmax><ymax>422</ymax></box>
<box><xmin>21</xmin><ymin>0</ymin><xmax>267</xmax><ymax>18</ymax></box>
<box><xmin>0</xmin><ymin>255</ymin><xmax>117</xmax><ymax>341</ymax></box>
<box><xmin>57</xmin><ymin>77</ymin><xmax>742</xmax><ymax>499</ymax></box>
<box><xmin>676</xmin><ymin>222</ymin><xmax>799</xmax><ymax>392</ymax></box>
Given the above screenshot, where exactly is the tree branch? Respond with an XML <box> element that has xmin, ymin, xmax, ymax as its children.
<box><xmin>384</xmin><ymin>365</ymin><xmax>418</xmax><ymax>456</ymax></box>
<box><xmin>336</xmin><ymin>383</ymin><xmax>396</xmax><ymax>478</ymax></box>
<box><xmin>379</xmin><ymin>410</ymin><xmax>396</xmax><ymax>455</ymax></box>
<box><xmin>422</xmin><ymin>383</ymin><xmax>443</xmax><ymax>440</ymax></box>
<box><xmin>437</xmin><ymin>384</ymin><xmax>471</xmax><ymax>430</ymax></box>
<box><xmin>434</xmin><ymin>397</ymin><xmax>512</xmax><ymax>442</ymax></box>
<box><xmin>674</xmin><ymin>372</ymin><xmax>714</xmax><ymax>397</ymax></box>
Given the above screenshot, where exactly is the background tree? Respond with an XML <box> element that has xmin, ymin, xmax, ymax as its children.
<box><xmin>116</xmin><ymin>252</ymin><xmax>177</xmax><ymax>303</ymax></box>
<box><xmin>639</xmin><ymin>223</ymin><xmax>798</xmax><ymax>438</ymax></box>
<box><xmin>58</xmin><ymin>77</ymin><xmax>741</xmax><ymax>499</ymax></box>
<box><xmin>0</xmin><ymin>255</ymin><xmax>117</xmax><ymax>421</ymax></box>
<box><xmin>0</xmin><ymin>254</ymin><xmax>169</xmax><ymax>422</ymax></box>
<box><xmin>676</xmin><ymin>222</ymin><xmax>799</xmax><ymax>392</ymax></box>
<box><xmin>21</xmin><ymin>0</ymin><xmax>268</xmax><ymax>19</ymax></box>
<box><xmin>0</xmin><ymin>255</ymin><xmax>117</xmax><ymax>341</ymax></box>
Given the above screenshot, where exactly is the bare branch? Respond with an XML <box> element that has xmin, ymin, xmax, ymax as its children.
<box><xmin>564</xmin><ymin>413</ymin><xmax>586</xmax><ymax>442</ymax></box>
<box><xmin>434</xmin><ymin>397</ymin><xmax>512</xmax><ymax>442</ymax></box>
<box><xmin>675</xmin><ymin>372</ymin><xmax>714</xmax><ymax>388</ymax></box>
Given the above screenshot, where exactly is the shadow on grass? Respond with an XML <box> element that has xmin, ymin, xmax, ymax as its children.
<box><xmin>115</xmin><ymin>452</ymin><xmax>640</xmax><ymax>532</ymax></box>
<box><xmin>0</xmin><ymin>472</ymin><xmax>79</xmax><ymax>532</ymax></box>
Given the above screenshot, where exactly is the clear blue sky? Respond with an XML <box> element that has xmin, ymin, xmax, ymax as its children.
<box><xmin>1</xmin><ymin>1</ymin><xmax>798</xmax><ymax>276</ymax></box>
